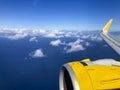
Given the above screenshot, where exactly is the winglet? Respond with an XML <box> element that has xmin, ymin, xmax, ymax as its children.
<box><xmin>103</xmin><ymin>19</ymin><xmax>113</xmax><ymax>34</ymax></box>
<box><xmin>81</xmin><ymin>58</ymin><xmax>91</xmax><ymax>62</ymax></box>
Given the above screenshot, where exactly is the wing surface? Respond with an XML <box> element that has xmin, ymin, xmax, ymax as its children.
<box><xmin>101</xmin><ymin>19</ymin><xmax>120</xmax><ymax>55</ymax></box>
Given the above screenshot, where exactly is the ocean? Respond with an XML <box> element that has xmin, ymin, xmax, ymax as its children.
<box><xmin>0</xmin><ymin>30</ymin><xmax>119</xmax><ymax>90</ymax></box>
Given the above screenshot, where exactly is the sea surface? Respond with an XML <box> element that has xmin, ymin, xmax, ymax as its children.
<box><xmin>0</xmin><ymin>30</ymin><xmax>119</xmax><ymax>90</ymax></box>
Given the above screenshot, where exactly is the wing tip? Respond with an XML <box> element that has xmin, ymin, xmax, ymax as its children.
<box><xmin>103</xmin><ymin>19</ymin><xmax>113</xmax><ymax>34</ymax></box>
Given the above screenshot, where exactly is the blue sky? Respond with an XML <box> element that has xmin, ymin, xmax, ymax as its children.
<box><xmin>0</xmin><ymin>0</ymin><xmax>120</xmax><ymax>30</ymax></box>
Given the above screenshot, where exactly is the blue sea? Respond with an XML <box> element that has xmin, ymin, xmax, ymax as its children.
<box><xmin>0</xmin><ymin>30</ymin><xmax>119</xmax><ymax>90</ymax></box>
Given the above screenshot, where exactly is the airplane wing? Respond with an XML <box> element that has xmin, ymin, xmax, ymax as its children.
<box><xmin>100</xmin><ymin>19</ymin><xmax>120</xmax><ymax>55</ymax></box>
<box><xmin>59</xmin><ymin>19</ymin><xmax>120</xmax><ymax>90</ymax></box>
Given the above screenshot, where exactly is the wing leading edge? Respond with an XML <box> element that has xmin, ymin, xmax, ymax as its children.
<box><xmin>101</xmin><ymin>19</ymin><xmax>120</xmax><ymax>55</ymax></box>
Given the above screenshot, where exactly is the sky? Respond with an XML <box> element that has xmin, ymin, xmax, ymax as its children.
<box><xmin>0</xmin><ymin>0</ymin><xmax>120</xmax><ymax>30</ymax></box>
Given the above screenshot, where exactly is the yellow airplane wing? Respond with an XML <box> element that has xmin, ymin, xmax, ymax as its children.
<box><xmin>59</xmin><ymin>19</ymin><xmax>120</xmax><ymax>90</ymax></box>
<box><xmin>101</xmin><ymin>19</ymin><xmax>120</xmax><ymax>55</ymax></box>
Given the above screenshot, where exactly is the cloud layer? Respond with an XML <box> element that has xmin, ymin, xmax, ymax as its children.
<box><xmin>0</xmin><ymin>28</ymin><xmax>105</xmax><ymax>54</ymax></box>
<box><xmin>0</xmin><ymin>28</ymin><xmax>103</xmax><ymax>41</ymax></box>
<box><xmin>50</xmin><ymin>38</ymin><xmax>91</xmax><ymax>53</ymax></box>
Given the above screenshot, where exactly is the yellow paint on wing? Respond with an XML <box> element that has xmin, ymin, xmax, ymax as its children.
<box><xmin>103</xmin><ymin>19</ymin><xmax>113</xmax><ymax>33</ymax></box>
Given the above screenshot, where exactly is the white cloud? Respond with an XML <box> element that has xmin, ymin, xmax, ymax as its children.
<box><xmin>0</xmin><ymin>28</ymin><xmax>104</xmax><ymax>43</ymax></box>
<box><xmin>64</xmin><ymin>32</ymin><xmax>73</xmax><ymax>37</ymax></box>
<box><xmin>7</xmin><ymin>33</ymin><xmax>28</xmax><ymax>40</ymax></box>
<box><xmin>44</xmin><ymin>33</ymin><xmax>57</xmax><ymax>38</ymax></box>
<box><xmin>31</xmin><ymin>29</ymin><xmax>46</xmax><ymax>35</ymax></box>
<box><xmin>85</xmin><ymin>42</ymin><xmax>90</xmax><ymax>46</ymax></box>
<box><xmin>65</xmin><ymin>39</ymin><xmax>85</xmax><ymax>53</ymax></box>
<box><xmin>0</xmin><ymin>28</ymin><xmax>29</xmax><ymax>40</ymax></box>
<box><xmin>64</xmin><ymin>34</ymin><xmax>71</xmax><ymax>37</ymax></box>
<box><xmin>66</xmin><ymin>44</ymin><xmax>85</xmax><ymax>53</ymax></box>
<box><xmin>90</xmin><ymin>35</ymin><xmax>102</xmax><ymax>41</ymax></box>
<box><xmin>29</xmin><ymin>49</ymin><xmax>45</xmax><ymax>58</ymax></box>
<box><xmin>0</xmin><ymin>28</ymin><xmax>81</xmax><ymax>39</ymax></box>
<box><xmin>43</xmin><ymin>30</ymin><xmax>64</xmax><ymax>38</ymax></box>
<box><xmin>29</xmin><ymin>37</ymin><xmax>38</xmax><ymax>42</ymax></box>
<box><xmin>50</xmin><ymin>39</ymin><xmax>64</xmax><ymax>46</ymax></box>
<box><xmin>81</xmin><ymin>35</ymin><xmax>90</xmax><ymax>39</ymax></box>
<box><xmin>64</xmin><ymin>31</ymin><xmax>79</xmax><ymax>38</ymax></box>
<box><xmin>67</xmin><ymin>39</ymin><xmax>83</xmax><ymax>46</ymax></box>
<box><xmin>30</xmin><ymin>29</ymin><xmax>64</xmax><ymax>38</ymax></box>
<box><xmin>96</xmin><ymin>37</ymin><xmax>103</xmax><ymax>41</ymax></box>
<box><xmin>63</xmin><ymin>38</ymin><xmax>92</xmax><ymax>53</ymax></box>
<box><xmin>90</xmin><ymin>35</ymin><xmax>97</xmax><ymax>41</ymax></box>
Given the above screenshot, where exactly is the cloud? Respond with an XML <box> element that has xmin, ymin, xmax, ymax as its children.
<box><xmin>65</xmin><ymin>39</ymin><xmax>85</xmax><ymax>53</ymax></box>
<box><xmin>29</xmin><ymin>49</ymin><xmax>45</xmax><ymax>58</ymax></box>
<box><xmin>43</xmin><ymin>30</ymin><xmax>64</xmax><ymax>38</ymax></box>
<box><xmin>85</xmin><ymin>42</ymin><xmax>90</xmax><ymax>46</ymax></box>
<box><xmin>64</xmin><ymin>31</ymin><xmax>79</xmax><ymax>38</ymax></box>
<box><xmin>96</xmin><ymin>37</ymin><xmax>103</xmax><ymax>41</ymax></box>
<box><xmin>0</xmin><ymin>28</ymin><xmax>47</xmax><ymax>40</ymax></box>
<box><xmin>7</xmin><ymin>33</ymin><xmax>28</xmax><ymax>40</ymax></box>
<box><xmin>50</xmin><ymin>39</ymin><xmax>64</xmax><ymax>46</ymax></box>
<box><xmin>0</xmin><ymin>28</ymin><xmax>81</xmax><ymax>39</ymax></box>
<box><xmin>64</xmin><ymin>32</ymin><xmax>73</xmax><ymax>37</ymax></box>
<box><xmin>66</xmin><ymin>44</ymin><xmax>85</xmax><ymax>53</ymax></box>
<box><xmin>90</xmin><ymin>35</ymin><xmax>103</xmax><ymax>41</ymax></box>
<box><xmin>31</xmin><ymin>29</ymin><xmax>46</xmax><ymax>35</ymax></box>
<box><xmin>44</xmin><ymin>33</ymin><xmax>57</xmax><ymax>38</ymax></box>
<box><xmin>0</xmin><ymin>28</ymin><xmax>103</xmax><ymax>43</ymax></box>
<box><xmin>0</xmin><ymin>28</ymin><xmax>29</xmax><ymax>40</ymax></box>
<box><xmin>29</xmin><ymin>37</ymin><xmax>38</xmax><ymax>42</ymax></box>
<box><xmin>67</xmin><ymin>39</ymin><xmax>83</xmax><ymax>46</ymax></box>
<box><xmin>30</xmin><ymin>29</ymin><xmax>64</xmax><ymax>38</ymax></box>
<box><xmin>81</xmin><ymin>35</ymin><xmax>90</xmax><ymax>39</ymax></box>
